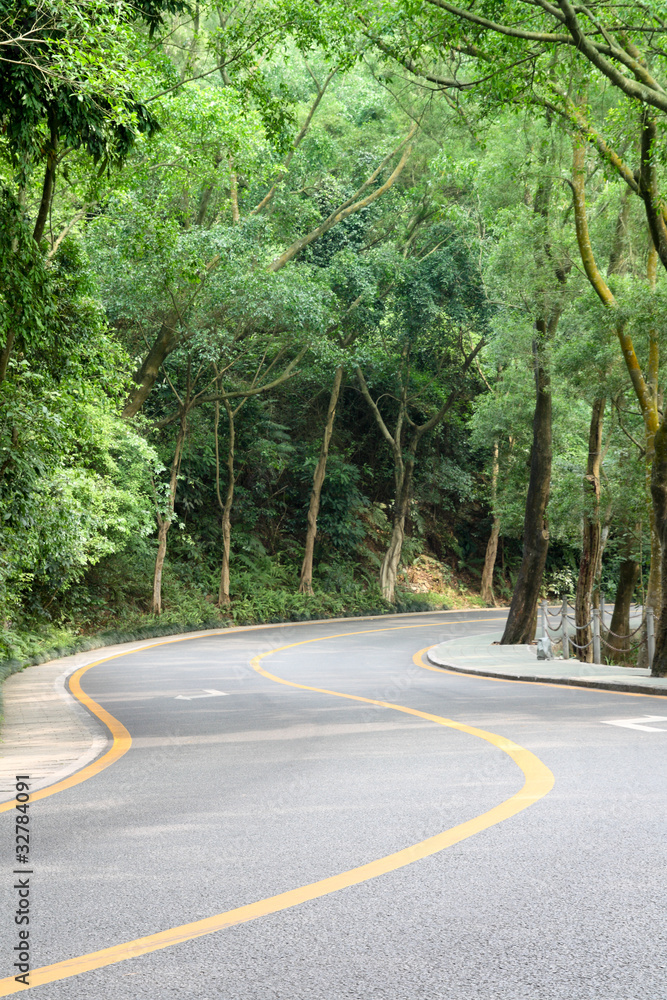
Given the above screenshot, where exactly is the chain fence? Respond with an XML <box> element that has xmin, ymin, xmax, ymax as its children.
<box><xmin>539</xmin><ymin>597</ymin><xmax>655</xmax><ymax>668</ymax></box>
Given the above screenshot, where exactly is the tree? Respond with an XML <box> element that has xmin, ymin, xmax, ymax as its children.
<box><xmin>360</xmin><ymin>0</ymin><xmax>667</xmax><ymax>664</ymax></box>
<box><xmin>354</xmin><ymin>233</ymin><xmax>487</xmax><ymax>600</ymax></box>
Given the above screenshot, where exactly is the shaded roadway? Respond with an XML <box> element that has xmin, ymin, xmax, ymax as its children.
<box><xmin>1</xmin><ymin>609</ymin><xmax>666</xmax><ymax>999</ymax></box>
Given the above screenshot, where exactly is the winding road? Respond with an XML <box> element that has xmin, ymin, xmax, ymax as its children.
<box><xmin>2</xmin><ymin>609</ymin><xmax>667</xmax><ymax>998</ymax></box>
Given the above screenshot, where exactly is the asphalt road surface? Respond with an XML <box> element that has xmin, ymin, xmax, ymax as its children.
<box><xmin>2</xmin><ymin>609</ymin><xmax>667</xmax><ymax>999</ymax></box>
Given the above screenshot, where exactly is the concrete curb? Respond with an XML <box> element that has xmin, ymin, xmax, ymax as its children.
<box><xmin>426</xmin><ymin>634</ymin><xmax>667</xmax><ymax>697</ymax></box>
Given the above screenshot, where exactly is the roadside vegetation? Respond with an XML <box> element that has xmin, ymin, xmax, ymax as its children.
<box><xmin>1</xmin><ymin>0</ymin><xmax>667</xmax><ymax>673</ymax></box>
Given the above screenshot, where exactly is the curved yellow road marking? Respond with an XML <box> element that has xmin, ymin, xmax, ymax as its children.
<box><xmin>0</xmin><ymin>617</ymin><xmax>503</xmax><ymax>814</ymax></box>
<box><xmin>0</xmin><ymin>660</ymin><xmax>133</xmax><ymax>816</ymax></box>
<box><xmin>0</xmin><ymin>623</ymin><xmax>553</xmax><ymax>995</ymax></box>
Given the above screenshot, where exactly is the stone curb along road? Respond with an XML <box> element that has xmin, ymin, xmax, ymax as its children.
<box><xmin>0</xmin><ymin>609</ymin><xmax>485</xmax><ymax>805</ymax></box>
<box><xmin>427</xmin><ymin>631</ymin><xmax>667</xmax><ymax>696</ymax></box>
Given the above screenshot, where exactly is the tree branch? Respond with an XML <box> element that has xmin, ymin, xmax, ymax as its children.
<box><xmin>268</xmin><ymin>124</ymin><xmax>418</xmax><ymax>272</ymax></box>
<box><xmin>415</xmin><ymin>337</ymin><xmax>485</xmax><ymax>438</ymax></box>
<box><xmin>250</xmin><ymin>66</ymin><xmax>338</xmax><ymax>216</ymax></box>
<box><xmin>355</xmin><ymin>366</ymin><xmax>398</xmax><ymax>451</ymax></box>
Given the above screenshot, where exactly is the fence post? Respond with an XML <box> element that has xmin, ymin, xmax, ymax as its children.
<box><xmin>561</xmin><ymin>597</ymin><xmax>569</xmax><ymax>659</ymax></box>
<box><xmin>600</xmin><ymin>591</ymin><xmax>605</xmax><ymax>631</ymax></box>
<box><xmin>647</xmin><ymin>607</ymin><xmax>655</xmax><ymax>672</ymax></box>
<box><xmin>592</xmin><ymin>608</ymin><xmax>601</xmax><ymax>664</ymax></box>
<box><xmin>541</xmin><ymin>599</ymin><xmax>548</xmax><ymax>639</ymax></box>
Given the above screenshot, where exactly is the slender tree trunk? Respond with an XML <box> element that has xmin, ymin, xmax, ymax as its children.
<box><xmin>573</xmin><ymin>128</ymin><xmax>664</xmax><ymax>668</ymax></box>
<box><xmin>299</xmin><ymin>366</ymin><xmax>344</xmax><ymax>594</ymax></box>
<box><xmin>152</xmin><ymin>521</ymin><xmax>171</xmax><ymax>617</ymax></box>
<box><xmin>380</xmin><ymin>462</ymin><xmax>413</xmax><ymax>603</ymax></box>
<box><xmin>481</xmin><ymin>519</ymin><xmax>500</xmax><ymax>607</ymax></box>
<box><xmin>380</xmin><ymin>518</ymin><xmax>406</xmax><ymax>603</ymax></box>
<box><xmin>196</xmin><ymin>152</ymin><xmax>223</xmax><ymax>227</ymax></box>
<box><xmin>152</xmin><ymin>413</ymin><xmax>187</xmax><ymax>614</ymax></box>
<box><xmin>33</xmin><ymin>109</ymin><xmax>57</xmax><ymax>245</ymax></box>
<box><xmin>217</xmin><ymin>399</ymin><xmax>235</xmax><ymax>606</ymax></box>
<box><xmin>575</xmin><ymin>397</ymin><xmax>605</xmax><ymax>661</ymax></box>
<box><xmin>650</xmin><ymin>416</ymin><xmax>667</xmax><ymax>674</ymax></box>
<box><xmin>355</xmin><ymin>348</ymin><xmax>479</xmax><ymax>603</ymax></box>
<box><xmin>607</xmin><ymin>530</ymin><xmax>640</xmax><ymax>661</ymax></box>
<box><xmin>480</xmin><ymin>439</ymin><xmax>500</xmax><ymax>606</ymax></box>
<box><xmin>182</xmin><ymin>1</ymin><xmax>200</xmax><ymax>80</ymax></box>
<box><xmin>501</xmin><ymin>338</ymin><xmax>552</xmax><ymax>644</ymax></box>
<box><xmin>639</xmin><ymin>244</ymin><xmax>662</xmax><ymax>666</ymax></box>
<box><xmin>229</xmin><ymin>156</ymin><xmax>240</xmax><ymax>224</ymax></box>
<box><xmin>646</xmin><ymin>513</ymin><xmax>661</xmax><ymax>615</ymax></box>
<box><xmin>638</xmin><ymin>466</ymin><xmax>662</xmax><ymax>669</ymax></box>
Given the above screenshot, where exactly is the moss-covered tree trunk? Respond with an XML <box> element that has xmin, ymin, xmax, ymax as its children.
<box><xmin>575</xmin><ymin>397</ymin><xmax>604</xmax><ymax>661</ymax></box>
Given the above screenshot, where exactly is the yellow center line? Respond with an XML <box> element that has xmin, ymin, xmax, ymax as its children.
<box><xmin>0</xmin><ymin>621</ymin><xmax>553</xmax><ymax>994</ymax></box>
<box><xmin>0</xmin><ymin>617</ymin><xmax>502</xmax><ymax>814</ymax></box>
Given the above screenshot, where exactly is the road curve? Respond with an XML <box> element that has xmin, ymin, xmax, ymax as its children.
<box><xmin>1</xmin><ymin>609</ymin><xmax>666</xmax><ymax>999</ymax></box>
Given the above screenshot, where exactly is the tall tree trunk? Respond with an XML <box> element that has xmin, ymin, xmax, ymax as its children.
<box><xmin>356</xmin><ymin>347</ymin><xmax>480</xmax><ymax>604</ymax></box>
<box><xmin>152</xmin><ymin>521</ymin><xmax>171</xmax><ymax>617</ymax></box>
<box><xmin>216</xmin><ymin>398</ymin><xmax>236</xmax><ymax>606</ymax></box>
<box><xmin>575</xmin><ymin>397</ymin><xmax>604</xmax><ymax>661</ymax></box>
<box><xmin>646</xmin><ymin>513</ymin><xmax>661</xmax><ymax>617</ymax></box>
<box><xmin>480</xmin><ymin>439</ymin><xmax>500</xmax><ymax>605</ymax></box>
<box><xmin>650</xmin><ymin>416</ymin><xmax>667</xmax><ymax>674</ymax></box>
<box><xmin>607</xmin><ymin>529</ymin><xmax>640</xmax><ymax>661</ymax></box>
<box><xmin>639</xmin><ymin>243</ymin><xmax>662</xmax><ymax>666</ymax></box>
<box><xmin>196</xmin><ymin>152</ymin><xmax>223</xmax><ymax>227</ymax></box>
<box><xmin>299</xmin><ymin>366</ymin><xmax>344</xmax><ymax>595</ymax></box>
<box><xmin>380</xmin><ymin>461</ymin><xmax>413</xmax><ymax>603</ymax></box>
<box><xmin>501</xmin><ymin>338</ymin><xmax>552</xmax><ymax>644</ymax></box>
<box><xmin>152</xmin><ymin>413</ymin><xmax>187</xmax><ymax>614</ymax></box>
<box><xmin>579</xmin><ymin>124</ymin><xmax>664</xmax><ymax>668</ymax></box>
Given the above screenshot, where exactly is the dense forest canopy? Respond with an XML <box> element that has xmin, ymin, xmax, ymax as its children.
<box><xmin>2</xmin><ymin>0</ymin><xmax>667</xmax><ymax>673</ymax></box>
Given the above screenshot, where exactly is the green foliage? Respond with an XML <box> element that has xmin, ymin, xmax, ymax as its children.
<box><xmin>0</xmin><ymin>0</ymin><xmax>171</xmax><ymax>175</ymax></box>
<box><xmin>0</xmin><ymin>190</ymin><xmax>55</xmax><ymax>354</ymax></box>
<box><xmin>0</xmin><ymin>235</ymin><xmax>159</xmax><ymax>621</ymax></box>
<box><xmin>2</xmin><ymin>0</ymin><xmax>662</xmax><ymax>675</ymax></box>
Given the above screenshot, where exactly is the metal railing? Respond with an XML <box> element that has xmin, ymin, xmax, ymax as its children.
<box><xmin>539</xmin><ymin>597</ymin><xmax>654</xmax><ymax>669</ymax></box>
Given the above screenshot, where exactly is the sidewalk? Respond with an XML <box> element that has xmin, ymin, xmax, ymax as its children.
<box><xmin>0</xmin><ymin>656</ymin><xmax>106</xmax><ymax>803</ymax></box>
<box><xmin>427</xmin><ymin>631</ymin><xmax>667</xmax><ymax>696</ymax></box>
<box><xmin>0</xmin><ymin>631</ymin><xmax>221</xmax><ymax>804</ymax></box>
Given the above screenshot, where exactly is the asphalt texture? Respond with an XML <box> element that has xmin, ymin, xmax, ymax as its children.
<box><xmin>2</xmin><ymin>609</ymin><xmax>667</xmax><ymax>999</ymax></box>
